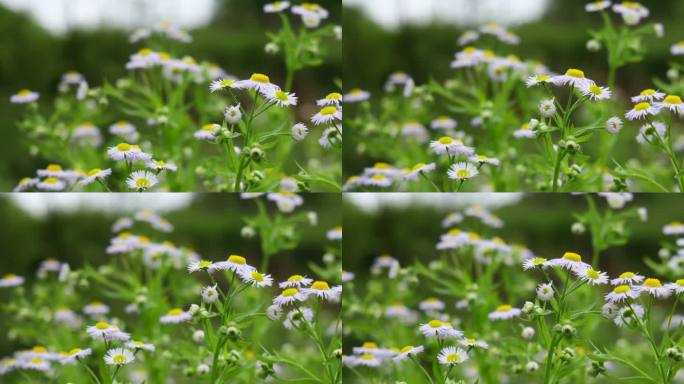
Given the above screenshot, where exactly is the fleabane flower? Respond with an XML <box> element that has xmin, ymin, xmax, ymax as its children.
<box><xmin>273</xmin><ymin>287</ymin><xmax>308</xmax><ymax>307</ymax></box>
<box><xmin>429</xmin><ymin>137</ymin><xmax>474</xmax><ymax>156</ymax></box>
<box><xmin>86</xmin><ymin>322</ymin><xmax>130</xmax><ymax>341</ymax></box>
<box><xmin>160</xmin><ymin>308</ymin><xmax>192</xmax><ymax>324</ymax></box>
<box><xmin>625</xmin><ymin>102</ymin><xmax>661</xmax><ymax>120</ymax></box>
<box><xmin>585</xmin><ymin>1</ymin><xmax>611</xmax><ymax>12</ymax></box>
<box><xmin>605</xmin><ymin>284</ymin><xmax>640</xmax><ymax>303</ymax></box>
<box><xmin>188</xmin><ymin>260</ymin><xmax>213</xmax><ymax>273</ymax></box>
<box><xmin>209</xmin><ymin>78</ymin><xmax>236</xmax><ymax>92</ymax></box>
<box><xmin>125</xmin><ymin>341</ymin><xmax>155</xmax><ymax>352</ymax></box>
<box><xmin>525</xmin><ymin>74</ymin><xmax>551</xmax><ymax>87</ymax></box>
<box><xmin>210</xmin><ymin>254</ymin><xmax>255</xmax><ymax>274</ymax></box>
<box><xmin>610</xmin><ymin>271</ymin><xmax>644</xmax><ymax>285</ymax></box>
<box><xmin>104</xmin><ymin>348</ymin><xmax>135</xmax><ymax>366</ymax></box>
<box><xmin>469</xmin><ymin>155</ymin><xmax>500</xmax><ymax>167</ymax></box>
<box><xmin>225</xmin><ymin>104</ymin><xmax>242</xmax><ymax>124</ymax></box>
<box><xmin>404</xmin><ymin>162</ymin><xmax>436</xmax><ymax>180</ymax></box>
<box><xmin>437</xmin><ymin>347</ymin><xmax>469</xmax><ymax>365</ymax></box>
<box><xmin>107</xmin><ymin>143</ymin><xmax>151</xmax><ymax>162</ymax></box>
<box><xmin>551</xmin><ymin>68</ymin><xmax>594</xmax><ymax>88</ymax></box>
<box><xmin>291</xmin><ymin>123</ymin><xmax>309</xmax><ymax>141</ymax></box>
<box><xmin>537</xmin><ymin>282</ymin><xmax>554</xmax><ymax>301</ymax></box>
<box><xmin>550</xmin><ymin>252</ymin><xmax>591</xmax><ymax>271</ymax></box>
<box><xmin>606</xmin><ymin>116</ymin><xmax>623</xmax><ymax>134</ymax></box>
<box><xmin>145</xmin><ymin>160</ymin><xmax>177</xmax><ymax>172</ymax></box>
<box><xmin>311</xmin><ymin>106</ymin><xmax>342</xmax><ymax>125</ymax></box>
<box><xmin>363</xmin><ymin>174</ymin><xmax>393</xmax><ymax>188</ymax></box>
<box><xmin>612</xmin><ymin>2</ymin><xmax>649</xmax><ymax>25</ymax></box>
<box><xmin>267</xmin><ymin>89</ymin><xmax>298</xmax><ymax>107</ymax></box>
<box><xmin>238</xmin><ymin>270</ymin><xmax>274</xmax><ymax>287</ymax></box>
<box><xmin>317</xmin><ymin>92</ymin><xmax>343</xmax><ymax>106</ymax></box>
<box><xmin>201</xmin><ymin>285</ymin><xmax>219</xmax><ymax>303</ymax></box>
<box><xmin>539</xmin><ymin>98</ymin><xmax>557</xmax><ymax>117</ymax></box>
<box><xmin>231</xmin><ymin>73</ymin><xmax>279</xmax><ymax>96</ymax></box>
<box><xmin>430</xmin><ymin>116</ymin><xmax>458</xmax><ymax>130</ymax></box>
<box><xmin>672</xmin><ymin>41</ymin><xmax>684</xmax><ymax>56</ymax></box>
<box><xmin>126</xmin><ymin>171</ymin><xmax>158</xmax><ymax>191</ymax></box>
<box><xmin>488</xmin><ymin>304</ymin><xmax>521</xmax><ymax>320</ymax></box>
<box><xmin>631</xmin><ymin>89</ymin><xmax>665</xmax><ymax>103</ymax></box>
<box><xmin>614</xmin><ymin>304</ymin><xmax>644</xmax><ymax>327</ymax></box>
<box><xmin>60</xmin><ymin>348</ymin><xmax>92</xmax><ymax>364</ymax></box>
<box><xmin>574</xmin><ymin>267</ymin><xmax>609</xmax><ymax>285</ymax></box>
<box><xmin>80</xmin><ymin>169</ymin><xmax>112</xmax><ymax>187</ymax></box>
<box><xmin>304</xmin><ymin>281</ymin><xmax>342</xmax><ymax>302</ymax></box>
<box><xmin>655</xmin><ymin>95</ymin><xmax>684</xmax><ymax>115</ymax></box>
<box><xmin>459</xmin><ymin>337</ymin><xmax>489</xmax><ymax>350</ymax></box>
<box><xmin>344</xmin><ymin>88</ymin><xmax>370</xmax><ymax>103</ymax></box>
<box><xmin>37</xmin><ymin>177</ymin><xmax>66</xmax><ymax>191</ymax></box>
<box><xmin>279</xmin><ymin>274</ymin><xmax>313</xmax><ymax>288</ymax></box>
<box><xmin>637</xmin><ymin>278</ymin><xmax>672</xmax><ymax>299</ymax></box>
<box><xmin>393</xmin><ymin>345</ymin><xmax>424</xmax><ymax>362</ymax></box>
<box><xmin>581</xmin><ymin>83</ymin><xmax>612</xmax><ymax>101</ymax></box>
<box><xmin>665</xmin><ymin>279</ymin><xmax>684</xmax><ymax>295</ymax></box>
<box><xmin>0</xmin><ymin>274</ymin><xmax>25</xmax><ymax>288</ymax></box>
<box><xmin>10</xmin><ymin>89</ymin><xmax>39</xmax><ymax>104</ymax></box>
<box><xmin>447</xmin><ymin>162</ymin><xmax>479</xmax><ymax>181</ymax></box>
<box><xmin>637</xmin><ymin>121</ymin><xmax>666</xmax><ymax>144</ymax></box>
<box><xmin>664</xmin><ymin>221</ymin><xmax>684</xmax><ymax>235</ymax></box>
<box><xmin>513</xmin><ymin>122</ymin><xmax>536</xmax><ymax>138</ymax></box>
<box><xmin>418</xmin><ymin>320</ymin><xmax>463</xmax><ymax>339</ymax></box>
<box><xmin>264</xmin><ymin>1</ymin><xmax>290</xmax><ymax>13</ymax></box>
<box><xmin>523</xmin><ymin>257</ymin><xmax>550</xmax><ymax>270</ymax></box>
<box><xmin>194</xmin><ymin>123</ymin><xmax>220</xmax><ymax>141</ymax></box>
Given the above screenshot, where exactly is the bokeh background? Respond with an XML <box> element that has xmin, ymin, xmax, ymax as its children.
<box><xmin>0</xmin><ymin>0</ymin><xmax>341</xmax><ymax>190</ymax></box>
<box><xmin>343</xmin><ymin>193</ymin><xmax>676</xmax><ymax>277</ymax></box>
<box><xmin>343</xmin><ymin>0</ymin><xmax>684</xmax><ymax>178</ymax></box>
<box><xmin>0</xmin><ymin>192</ymin><xmax>341</xmax><ymax>356</ymax></box>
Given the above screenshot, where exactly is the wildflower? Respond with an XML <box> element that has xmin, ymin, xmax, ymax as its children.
<box><xmin>194</xmin><ymin>124</ymin><xmax>220</xmax><ymax>141</ymax></box>
<box><xmin>430</xmin><ymin>116</ymin><xmax>458</xmax><ymax>130</ymax></box>
<box><xmin>201</xmin><ymin>285</ymin><xmax>219</xmax><ymax>303</ymax></box>
<box><xmin>344</xmin><ymin>88</ymin><xmax>371</xmax><ymax>103</ymax></box>
<box><xmin>311</xmin><ymin>106</ymin><xmax>342</xmax><ymax>125</ymax></box>
<box><xmin>447</xmin><ymin>162</ymin><xmax>478</xmax><ymax>182</ymax></box>
<box><xmin>672</xmin><ymin>41</ymin><xmax>684</xmax><ymax>56</ymax></box>
<box><xmin>523</xmin><ymin>257</ymin><xmax>550</xmax><ymax>270</ymax></box>
<box><xmin>225</xmin><ymin>104</ymin><xmax>242</xmax><ymax>124</ymax></box>
<box><xmin>539</xmin><ymin>98</ymin><xmax>557</xmax><ymax>117</ymax></box>
<box><xmin>304</xmin><ymin>281</ymin><xmax>341</xmax><ymax>302</ymax></box>
<box><xmin>585</xmin><ymin>1</ymin><xmax>611</xmax><ymax>12</ymax></box>
<box><xmin>429</xmin><ymin>137</ymin><xmax>470</xmax><ymax>156</ymax></box>
<box><xmin>525</xmin><ymin>74</ymin><xmax>551</xmax><ymax>87</ymax></box>
<box><xmin>238</xmin><ymin>270</ymin><xmax>274</xmax><ymax>288</ymax></box>
<box><xmin>637</xmin><ymin>121</ymin><xmax>666</xmax><ymax>144</ymax></box>
<box><xmin>125</xmin><ymin>341</ymin><xmax>155</xmax><ymax>352</ymax></box>
<box><xmin>273</xmin><ymin>287</ymin><xmax>308</xmax><ymax>307</ymax></box>
<box><xmin>551</xmin><ymin>68</ymin><xmax>594</xmax><ymax>88</ymax></box>
<box><xmin>632</xmin><ymin>89</ymin><xmax>665</xmax><ymax>103</ymax></box>
<box><xmin>606</xmin><ymin>116</ymin><xmax>623</xmax><ymax>134</ymax></box>
<box><xmin>665</xmin><ymin>279</ymin><xmax>684</xmax><ymax>295</ymax></box>
<box><xmin>521</xmin><ymin>327</ymin><xmax>535</xmax><ymax>339</ymax></box>
<box><xmin>602</xmin><ymin>302</ymin><xmax>619</xmax><ymax>319</ymax></box>
<box><xmin>86</xmin><ymin>322</ymin><xmax>130</xmax><ymax>341</ymax></box>
<box><xmin>0</xmin><ymin>274</ymin><xmax>25</xmax><ymax>288</ymax></box>
<box><xmin>318</xmin><ymin>126</ymin><xmax>342</xmax><ymax>148</ymax></box>
<box><xmin>280</xmin><ymin>275</ymin><xmax>313</xmax><ymax>288</ymax></box>
<box><xmin>469</xmin><ymin>155</ymin><xmax>500</xmax><ymax>167</ymax></box>
<box><xmin>146</xmin><ymin>160</ymin><xmax>177</xmax><ymax>172</ymax></box>
<box><xmin>291</xmin><ymin>123</ymin><xmax>309</xmax><ymax>141</ymax></box>
<box><xmin>637</xmin><ymin>278</ymin><xmax>672</xmax><ymax>299</ymax></box>
<box><xmin>437</xmin><ymin>347</ymin><xmax>469</xmax><ymax>365</ymax></box>
<box><xmin>231</xmin><ymin>73</ymin><xmax>279</xmax><ymax>96</ymax></box>
<box><xmin>80</xmin><ymin>169</ymin><xmax>112</xmax><ymax>187</ymax></box>
<box><xmin>363</xmin><ymin>174</ymin><xmax>393</xmax><ymax>188</ymax></box>
<box><xmin>549</xmin><ymin>252</ymin><xmax>591</xmax><ymax>271</ymax></box>
<box><xmin>125</xmin><ymin>48</ymin><xmax>162</xmax><ymax>70</ymax></box>
<box><xmin>266</xmin><ymin>89</ymin><xmax>298</xmax><ymax>107</ymax></box>
<box><xmin>459</xmin><ymin>337</ymin><xmax>489</xmax><ymax>349</ymax></box>
<box><xmin>37</xmin><ymin>177</ymin><xmax>66</xmax><ymax>191</ymax></box>
<box><xmin>655</xmin><ymin>95</ymin><xmax>684</xmax><ymax>115</ymax></box>
<box><xmin>419</xmin><ymin>297</ymin><xmax>445</xmax><ymax>311</ymax></box>
<box><xmin>626</xmin><ymin>102</ymin><xmax>661</xmax><ymax>120</ymax></box>
<box><xmin>354</xmin><ymin>353</ymin><xmax>382</xmax><ymax>367</ymax></box>
<box><xmin>405</xmin><ymin>162</ymin><xmax>436</xmax><ymax>180</ymax></box>
<box><xmin>210</xmin><ymin>254</ymin><xmax>255</xmax><ymax>274</ymax></box>
<box><xmin>488</xmin><ymin>304</ymin><xmax>521</xmax><ymax>320</ymax></box>
<box><xmin>664</xmin><ymin>221</ymin><xmax>684</xmax><ymax>235</ymax></box>
<box><xmin>83</xmin><ymin>302</ymin><xmax>110</xmax><ymax>317</ymax></box>
<box><xmin>612</xmin><ymin>2</ymin><xmax>649</xmax><ymax>25</ymax></box>
<box><xmin>126</xmin><ymin>171</ymin><xmax>158</xmax><ymax>191</ymax></box>
<box><xmin>19</xmin><ymin>357</ymin><xmax>50</xmax><ymax>371</ymax></box>
<box><xmin>513</xmin><ymin>122</ymin><xmax>536</xmax><ymax>138</ymax></box>
<box><xmin>393</xmin><ymin>345</ymin><xmax>424</xmax><ymax>361</ymax></box>
<box><xmin>60</xmin><ymin>348</ymin><xmax>92</xmax><ymax>364</ymax></box>
<box><xmin>611</xmin><ymin>271</ymin><xmax>644</xmax><ymax>285</ymax></box>
<box><xmin>188</xmin><ymin>260</ymin><xmax>213</xmax><ymax>273</ymax></box>
<box><xmin>210</xmin><ymin>78</ymin><xmax>236</xmax><ymax>93</ymax></box>
<box><xmin>72</xmin><ymin>123</ymin><xmax>102</xmax><ymax>146</ymax></box>
<box><xmin>419</xmin><ymin>320</ymin><xmax>463</xmax><ymax>339</ymax></box>
<box><xmin>10</xmin><ymin>89</ymin><xmax>39</xmax><ymax>104</ymax></box>
<box><xmin>13</xmin><ymin>177</ymin><xmax>38</xmax><ymax>192</ymax></box>
<box><xmin>109</xmin><ymin>121</ymin><xmax>139</xmax><ymax>142</ymax></box>
<box><xmin>614</xmin><ymin>304</ymin><xmax>644</xmax><ymax>327</ymax></box>
<box><xmin>458</xmin><ymin>30</ymin><xmax>479</xmax><ymax>45</ymax></box>
<box><xmin>575</xmin><ymin>267</ymin><xmax>609</xmax><ymax>285</ymax></box>
<box><xmin>104</xmin><ymin>348</ymin><xmax>135</xmax><ymax>366</ymax></box>
<box><xmin>160</xmin><ymin>308</ymin><xmax>192</xmax><ymax>324</ymax></box>
<box><xmin>605</xmin><ymin>285</ymin><xmax>640</xmax><ymax>302</ymax></box>
<box><xmin>107</xmin><ymin>143</ymin><xmax>151</xmax><ymax>162</ymax></box>
<box><xmin>537</xmin><ymin>282</ymin><xmax>554</xmax><ymax>301</ymax></box>
<box><xmin>317</xmin><ymin>92</ymin><xmax>343</xmax><ymax>106</ymax></box>
<box><xmin>581</xmin><ymin>83</ymin><xmax>612</xmax><ymax>101</ymax></box>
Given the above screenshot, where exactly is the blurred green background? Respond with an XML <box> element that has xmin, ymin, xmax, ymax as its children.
<box><xmin>343</xmin><ymin>193</ymin><xmax>677</xmax><ymax>278</ymax></box>
<box><xmin>0</xmin><ymin>0</ymin><xmax>341</xmax><ymax>190</ymax></box>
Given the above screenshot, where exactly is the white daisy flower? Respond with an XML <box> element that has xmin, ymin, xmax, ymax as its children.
<box><xmin>344</xmin><ymin>88</ymin><xmax>370</xmax><ymax>103</ymax></box>
<box><xmin>581</xmin><ymin>83</ymin><xmax>612</xmax><ymax>101</ymax></box>
<box><xmin>291</xmin><ymin>123</ymin><xmax>309</xmax><ymax>141</ymax></box>
<box><xmin>404</xmin><ymin>162</ymin><xmax>436</xmax><ymax>180</ymax></box>
<box><xmin>83</xmin><ymin>302</ymin><xmax>109</xmax><ymax>317</ymax></box>
<box><xmin>523</xmin><ymin>257</ymin><xmax>550</xmax><ymax>270</ymax></box>
<box><xmin>327</xmin><ymin>226</ymin><xmax>342</xmax><ymax>240</ymax></box>
<box><xmin>458</xmin><ymin>30</ymin><xmax>479</xmax><ymax>45</ymax></box>
<box><xmin>209</xmin><ymin>78</ymin><xmax>236</xmax><ymax>93</ymax></box>
<box><xmin>401</xmin><ymin>121</ymin><xmax>428</xmax><ymax>142</ymax></box>
<box><xmin>0</xmin><ymin>274</ymin><xmax>25</xmax><ymax>287</ymax></box>
<box><xmin>342</xmin><ymin>270</ymin><xmax>355</xmax><ymax>283</ymax></box>
<box><xmin>614</xmin><ymin>304</ymin><xmax>644</xmax><ymax>327</ymax></box>
<box><xmin>266</xmin><ymin>89</ymin><xmax>298</xmax><ymax>107</ymax></box>
<box><xmin>513</xmin><ymin>123</ymin><xmax>536</xmax><ymax>138</ymax></box>
<box><xmin>418</xmin><ymin>320</ymin><xmax>463</xmax><ymax>339</ymax></box>
<box><xmin>636</xmin><ymin>121</ymin><xmax>666</xmax><ymax>144</ymax></box>
<box><xmin>318</xmin><ymin>126</ymin><xmax>342</xmax><ymax>148</ymax></box>
<box><xmin>80</xmin><ymin>168</ymin><xmax>112</xmax><ymax>187</ymax></box>
<box><xmin>362</xmin><ymin>174</ymin><xmax>393</xmax><ymax>188</ymax></box>
<box><xmin>430</xmin><ymin>116</ymin><xmax>458</xmax><ymax>130</ymax></box>
<box><xmin>104</xmin><ymin>348</ymin><xmax>135</xmax><ymax>366</ymax></box>
<box><xmin>317</xmin><ymin>92</ymin><xmax>343</xmax><ymax>106</ymax></box>
<box><xmin>279</xmin><ymin>274</ymin><xmax>314</xmax><ymax>288</ymax></box>
<box><xmin>225</xmin><ymin>104</ymin><xmax>242</xmax><ymax>124</ymax></box>
<box><xmin>109</xmin><ymin>121</ymin><xmax>139</xmax><ymax>142</ymax></box>
<box><xmin>311</xmin><ymin>106</ymin><xmax>342</xmax><ymax>125</ymax></box>
<box><xmin>459</xmin><ymin>337</ymin><xmax>489</xmax><ymax>349</ymax></box>
<box><xmin>611</xmin><ymin>271</ymin><xmax>645</xmax><ymax>285</ymax></box>
<box><xmin>304</xmin><ymin>281</ymin><xmax>342</xmax><ymax>302</ymax></box>
<box><xmin>631</xmin><ymin>89</ymin><xmax>665</xmax><ymax>103</ymax></box>
<box><xmin>419</xmin><ymin>297</ymin><xmax>445</xmax><ymax>312</ymax></box>
<box><xmin>447</xmin><ymin>162</ymin><xmax>479</xmax><ymax>181</ymax></box>
<box><xmin>209</xmin><ymin>254</ymin><xmax>255</xmax><ymax>274</ymax></box>
<box><xmin>37</xmin><ymin>177</ymin><xmax>66</xmax><ymax>191</ymax></box>
<box><xmin>525</xmin><ymin>74</ymin><xmax>552</xmax><ymax>87</ymax></box>
<box><xmin>125</xmin><ymin>341</ymin><xmax>155</xmax><ymax>352</ymax></box>
<box><xmin>606</xmin><ymin>116</ymin><xmax>623</xmax><ymax>134</ymax></box>
<box><xmin>625</xmin><ymin>102</ymin><xmax>661</xmax><ymax>120</ymax></box>
<box><xmin>60</xmin><ymin>348</ymin><xmax>92</xmax><ymax>365</ymax></box>
<box><xmin>655</xmin><ymin>95</ymin><xmax>684</xmax><ymax>115</ymax></box>
<box><xmin>37</xmin><ymin>164</ymin><xmax>69</xmax><ymax>178</ymax></box>
<box><xmin>19</xmin><ymin>357</ymin><xmax>50</xmax><ymax>371</ymax></box>
<box><xmin>107</xmin><ymin>143</ymin><xmax>151</xmax><ymax>162</ymax></box>
<box><xmin>430</xmin><ymin>137</ymin><xmax>474</xmax><ymax>156</ymax></box>
<box><xmin>488</xmin><ymin>304</ymin><xmax>521</xmax><ymax>320</ymax></box>
<box><xmin>586</xmin><ymin>1</ymin><xmax>611</xmax><ymax>12</ymax></box>
<box><xmin>283</xmin><ymin>306</ymin><xmax>313</xmax><ymax>330</ymax></box>
<box><xmin>393</xmin><ymin>345</ymin><xmax>425</xmax><ymax>362</ymax></box>
<box><xmin>602</xmin><ymin>302</ymin><xmax>619</xmax><ymax>319</ymax></box>
<box><xmin>13</xmin><ymin>177</ymin><xmax>39</xmax><ymax>192</ymax></box>
<box><xmin>539</xmin><ymin>98</ymin><xmax>557</xmax><ymax>117</ymax></box>
<box><xmin>187</xmin><ymin>260</ymin><xmax>213</xmax><ymax>273</ymax></box>
<box><xmin>549</xmin><ymin>252</ymin><xmax>591</xmax><ymax>271</ymax></box>
<box><xmin>72</xmin><ymin>122</ymin><xmax>103</xmax><ymax>146</ymax></box>
<box><xmin>273</xmin><ymin>287</ymin><xmax>309</xmax><ymax>307</ymax></box>
<box><xmin>238</xmin><ymin>270</ymin><xmax>274</xmax><ymax>287</ymax></box>
<box><xmin>605</xmin><ymin>284</ymin><xmax>641</xmax><ymax>303</ymax></box>
<box><xmin>267</xmin><ymin>305</ymin><xmax>283</xmax><ymax>320</ymax></box>
<box><xmin>125</xmin><ymin>48</ymin><xmax>162</xmax><ymax>70</ymax></box>
<box><xmin>86</xmin><ymin>322</ymin><xmax>131</xmax><ymax>341</ymax></box>
<box><xmin>231</xmin><ymin>73</ymin><xmax>279</xmax><ymax>96</ymax></box>
<box><xmin>292</xmin><ymin>2</ymin><xmax>329</xmax><ymax>24</ymax></box>
<box><xmin>665</xmin><ymin>279</ymin><xmax>684</xmax><ymax>295</ymax></box>
<box><xmin>672</xmin><ymin>41</ymin><xmax>684</xmax><ymax>56</ymax></box>
<box><xmin>201</xmin><ymin>285</ymin><xmax>219</xmax><ymax>303</ymax></box>
<box><xmin>469</xmin><ymin>155</ymin><xmax>500</xmax><ymax>167</ymax></box>
<box><xmin>437</xmin><ymin>347</ymin><xmax>469</xmax><ymax>365</ymax></box>
<box><xmin>354</xmin><ymin>354</ymin><xmax>382</xmax><ymax>367</ymax></box>
<box><xmin>662</xmin><ymin>315</ymin><xmax>684</xmax><ymax>330</ymax></box>
<box><xmin>574</xmin><ymin>267</ymin><xmax>609</xmax><ymax>285</ymax></box>
<box><xmin>664</xmin><ymin>221</ymin><xmax>684</xmax><ymax>235</ymax></box>
<box><xmin>129</xmin><ymin>28</ymin><xmax>151</xmax><ymax>43</ymax></box>
<box><xmin>612</xmin><ymin>1</ymin><xmax>649</xmax><ymax>20</ymax></box>
<box><xmin>551</xmin><ymin>68</ymin><xmax>594</xmax><ymax>88</ymax></box>
<box><xmin>194</xmin><ymin>123</ymin><xmax>220</xmax><ymax>141</ymax></box>
<box><xmin>146</xmin><ymin>160</ymin><xmax>177</xmax><ymax>172</ymax></box>
<box><xmin>160</xmin><ymin>308</ymin><xmax>192</xmax><ymax>324</ymax></box>
<box><xmin>126</xmin><ymin>171</ymin><xmax>158</xmax><ymax>191</ymax></box>
<box><xmin>536</xmin><ymin>282</ymin><xmax>554</xmax><ymax>301</ymax></box>
<box><xmin>10</xmin><ymin>89</ymin><xmax>40</xmax><ymax>104</ymax></box>
<box><xmin>636</xmin><ymin>278</ymin><xmax>672</xmax><ymax>299</ymax></box>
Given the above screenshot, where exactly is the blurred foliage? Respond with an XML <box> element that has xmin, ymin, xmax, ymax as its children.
<box><xmin>342</xmin><ymin>193</ymin><xmax>676</xmax><ymax>280</ymax></box>
<box><xmin>0</xmin><ymin>0</ymin><xmax>341</xmax><ymax>189</ymax></box>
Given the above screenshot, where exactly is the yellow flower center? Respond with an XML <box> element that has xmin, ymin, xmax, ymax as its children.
<box><xmin>312</xmin><ymin>281</ymin><xmax>330</xmax><ymax>290</ymax></box>
<box><xmin>360</xmin><ymin>353</ymin><xmax>374</xmax><ymax>360</ymax></box>
<box><xmin>562</xmin><ymin>252</ymin><xmax>582</xmax><ymax>262</ymax></box>
<box><xmin>585</xmin><ymin>269</ymin><xmax>599</xmax><ymax>279</ymax></box>
<box><xmin>644</xmin><ymin>278</ymin><xmax>662</xmax><ymax>288</ymax></box>
<box><xmin>138</xmin><ymin>48</ymin><xmax>153</xmax><ymax>56</ymax></box>
<box><xmin>198</xmin><ymin>260</ymin><xmax>212</xmax><ymax>268</ymax></box>
<box><xmin>565</xmin><ymin>68</ymin><xmax>585</xmax><ymax>78</ymax></box>
<box><xmin>463</xmin><ymin>46</ymin><xmax>477</xmax><ymax>53</ymax></box>
<box><xmin>589</xmin><ymin>85</ymin><xmax>602</xmax><ymax>95</ymax></box>
<box><xmin>135</xmin><ymin>178</ymin><xmax>150</xmax><ymax>188</ymax></box>
<box><xmin>362</xmin><ymin>341</ymin><xmax>377</xmax><ymax>349</ymax></box>
<box><xmin>446</xmin><ymin>353</ymin><xmax>461</xmax><ymax>363</ymax></box>
<box><xmin>400</xmin><ymin>345</ymin><xmax>414</xmax><ymax>353</ymax></box>
<box><xmin>371</xmin><ymin>174</ymin><xmax>386</xmax><ymax>181</ymax></box>
<box><xmin>32</xmin><ymin>346</ymin><xmax>47</xmax><ymax>353</ymax></box>
<box><xmin>467</xmin><ymin>338</ymin><xmax>476</xmax><ymax>343</ymax></box>
<box><xmin>287</xmin><ymin>275</ymin><xmax>303</xmax><ymax>282</ymax></box>
<box><xmin>326</xmin><ymin>92</ymin><xmax>342</xmax><ymax>100</ymax></box>
<box><xmin>349</xmin><ymin>88</ymin><xmax>363</xmax><ymax>94</ymax></box>
<box><xmin>168</xmin><ymin>308</ymin><xmax>183</xmax><ymax>315</ymax></box>
<box><xmin>283</xmin><ymin>288</ymin><xmax>299</xmax><ymax>297</ymax></box>
<box><xmin>113</xmin><ymin>354</ymin><xmax>126</xmax><ymax>364</ymax></box>
<box><xmin>18</xmin><ymin>89</ymin><xmax>32</xmax><ymax>96</ymax></box>
<box><xmin>302</xmin><ymin>2</ymin><xmax>321</xmax><ymax>11</ymax></box>
<box><xmin>250</xmin><ymin>73</ymin><xmax>270</xmax><ymax>83</ymax></box>
<box><xmin>47</xmin><ymin>164</ymin><xmax>62</xmax><ymax>172</ymax></box>
<box><xmin>665</xmin><ymin>95</ymin><xmax>683</xmax><ymax>105</ymax></box>
<box><xmin>428</xmin><ymin>320</ymin><xmax>443</xmax><ymax>328</ymax></box>
<box><xmin>68</xmin><ymin>348</ymin><xmax>82</xmax><ymax>355</ymax></box>
<box><xmin>202</xmin><ymin>124</ymin><xmax>216</xmax><ymax>131</ymax></box>
<box><xmin>18</xmin><ymin>178</ymin><xmax>32</xmax><ymax>186</ymax></box>
<box><xmin>88</xmin><ymin>169</ymin><xmax>102</xmax><ymax>177</ymax></box>
<box><xmin>275</xmin><ymin>90</ymin><xmax>289</xmax><ymax>101</ymax></box>
<box><xmin>116</xmin><ymin>143</ymin><xmax>132</xmax><ymax>151</ymax></box>
<box><xmin>614</xmin><ymin>285</ymin><xmax>630</xmax><ymax>294</ymax></box>
<box><xmin>496</xmin><ymin>304</ymin><xmax>512</xmax><ymax>312</ymax></box>
<box><xmin>320</xmin><ymin>106</ymin><xmax>337</xmax><ymax>115</ymax></box>
<box><xmin>640</xmin><ymin>89</ymin><xmax>655</xmax><ymax>96</ymax></box>
<box><xmin>31</xmin><ymin>358</ymin><xmax>43</xmax><ymax>364</ymax></box>
<box><xmin>44</xmin><ymin>177</ymin><xmax>59</xmax><ymax>184</ymax></box>
<box><xmin>532</xmin><ymin>257</ymin><xmax>547</xmax><ymax>265</ymax></box>
<box><xmin>95</xmin><ymin>322</ymin><xmax>110</xmax><ymax>330</ymax></box>
<box><xmin>412</xmin><ymin>163</ymin><xmax>427</xmax><ymax>171</ymax></box>
<box><xmin>635</xmin><ymin>102</ymin><xmax>651</xmax><ymax>111</ymax></box>
<box><xmin>227</xmin><ymin>255</ymin><xmax>246</xmax><ymax>264</ymax></box>
<box><xmin>456</xmin><ymin>170</ymin><xmax>469</xmax><ymax>178</ymax></box>
<box><xmin>219</xmin><ymin>79</ymin><xmax>235</xmax><ymax>87</ymax></box>
<box><xmin>619</xmin><ymin>272</ymin><xmax>635</xmax><ymax>279</ymax></box>
<box><xmin>154</xmin><ymin>161</ymin><xmax>166</xmax><ymax>167</ymax></box>
<box><xmin>677</xmin><ymin>279</ymin><xmax>684</xmax><ymax>286</ymax></box>
<box><xmin>2</xmin><ymin>274</ymin><xmax>17</xmax><ymax>280</ymax></box>
<box><xmin>251</xmin><ymin>271</ymin><xmax>264</xmax><ymax>282</ymax></box>
<box><xmin>438</xmin><ymin>136</ymin><xmax>454</xmax><ymax>144</ymax></box>
<box><xmin>448</xmin><ymin>229</ymin><xmax>461</xmax><ymax>235</ymax></box>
